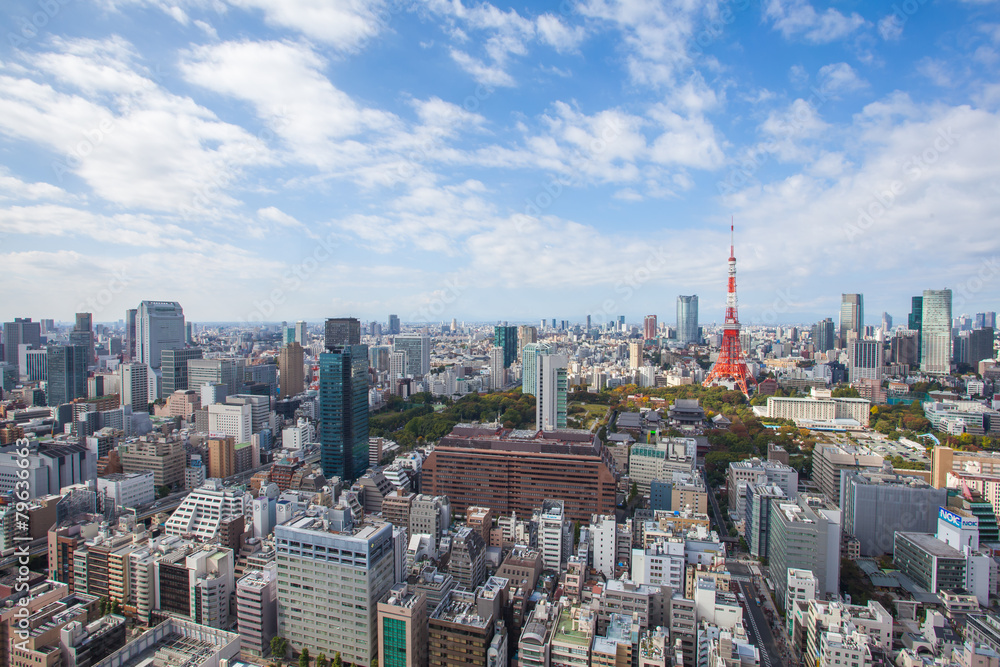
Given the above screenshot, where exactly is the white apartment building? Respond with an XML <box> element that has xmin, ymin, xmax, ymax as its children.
<box><xmin>163</xmin><ymin>479</ymin><xmax>246</xmax><ymax>541</ymax></box>
<box><xmin>208</xmin><ymin>402</ymin><xmax>252</xmax><ymax>442</ymax></box>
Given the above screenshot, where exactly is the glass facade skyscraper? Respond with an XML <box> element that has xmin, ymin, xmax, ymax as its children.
<box><xmin>46</xmin><ymin>344</ymin><xmax>87</xmax><ymax>407</ymax></box>
<box><xmin>676</xmin><ymin>295</ymin><xmax>699</xmax><ymax>344</ymax></box>
<box><xmin>319</xmin><ymin>342</ymin><xmax>369</xmax><ymax>483</ymax></box>
<box><xmin>136</xmin><ymin>301</ymin><xmax>185</xmax><ymax>369</ymax></box>
<box><xmin>494</xmin><ymin>325</ymin><xmax>517</xmax><ymax>367</ymax></box>
<box><xmin>921</xmin><ymin>289</ymin><xmax>953</xmax><ymax>375</ymax></box>
<box><xmin>839</xmin><ymin>293</ymin><xmax>864</xmax><ymax>346</ymax></box>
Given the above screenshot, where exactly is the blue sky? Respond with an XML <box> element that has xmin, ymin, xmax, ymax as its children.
<box><xmin>0</xmin><ymin>0</ymin><xmax>998</xmax><ymax>327</ymax></box>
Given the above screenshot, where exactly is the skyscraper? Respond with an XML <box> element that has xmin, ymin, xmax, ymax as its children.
<box><xmin>921</xmin><ymin>289</ymin><xmax>953</xmax><ymax>375</ymax></box>
<box><xmin>517</xmin><ymin>325</ymin><xmax>538</xmax><ymax>361</ymax></box>
<box><xmin>3</xmin><ymin>318</ymin><xmax>41</xmax><ymax>373</ymax></box>
<box><xmin>320</xmin><ymin>317</ymin><xmax>369</xmax><ymax>482</ymax></box>
<box><xmin>278</xmin><ymin>342</ymin><xmax>305</xmax><ymax>398</ymax></box>
<box><xmin>521</xmin><ymin>343</ymin><xmax>553</xmax><ymax>397</ymax></box>
<box><xmin>811</xmin><ymin>318</ymin><xmax>835</xmax><ymax>352</ymax></box>
<box><xmin>489</xmin><ymin>346</ymin><xmax>506</xmax><ymax>390</ymax></box>
<box><xmin>676</xmin><ymin>296</ymin><xmax>699</xmax><ymax>344</ymax></box>
<box><xmin>325</xmin><ymin>317</ymin><xmax>361</xmax><ymax>348</ymax></box>
<box><xmin>294</xmin><ymin>321</ymin><xmax>307</xmax><ymax>345</ymax></box>
<box><xmin>120</xmin><ymin>362</ymin><xmax>150</xmax><ymax>413</ymax></box>
<box><xmin>494</xmin><ymin>325</ymin><xmax>517</xmax><ymax>367</ymax></box>
<box><xmin>881</xmin><ymin>312</ymin><xmax>892</xmax><ymax>334</ymax></box>
<box><xmin>392</xmin><ymin>334</ymin><xmax>430</xmax><ymax>377</ymax></box>
<box><xmin>388</xmin><ymin>314</ymin><xmax>401</xmax><ymax>335</ymax></box>
<box><xmin>161</xmin><ymin>348</ymin><xmax>203</xmax><ymax>397</ymax></box>
<box><xmin>47</xmin><ymin>344</ymin><xmax>87</xmax><ymax>407</ymax></box>
<box><xmin>968</xmin><ymin>328</ymin><xmax>995</xmax><ymax>366</ymax></box>
<box><xmin>848</xmin><ymin>340</ymin><xmax>884</xmax><ymax>383</ymax></box>
<box><xmin>136</xmin><ymin>301</ymin><xmax>185</xmax><ymax>369</ymax></box>
<box><xmin>124</xmin><ymin>308</ymin><xmax>137</xmax><ymax>361</ymax></box>
<box><xmin>536</xmin><ymin>353</ymin><xmax>568</xmax><ymax>431</ymax></box>
<box><xmin>188</xmin><ymin>358</ymin><xmax>243</xmax><ymax>397</ymax></box>
<box><xmin>839</xmin><ymin>294</ymin><xmax>864</xmax><ymax>346</ymax></box>
<box><xmin>643</xmin><ymin>315</ymin><xmax>657</xmax><ymax>341</ymax></box>
<box><xmin>909</xmin><ymin>296</ymin><xmax>923</xmax><ymax>362</ymax></box>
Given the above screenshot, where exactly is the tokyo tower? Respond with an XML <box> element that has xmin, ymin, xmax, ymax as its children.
<box><xmin>703</xmin><ymin>223</ymin><xmax>757</xmax><ymax>397</ymax></box>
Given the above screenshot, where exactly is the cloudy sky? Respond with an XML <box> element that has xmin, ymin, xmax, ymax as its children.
<box><xmin>1</xmin><ymin>0</ymin><xmax>998</xmax><ymax>327</ymax></box>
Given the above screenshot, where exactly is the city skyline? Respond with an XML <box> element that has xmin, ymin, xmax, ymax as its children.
<box><xmin>0</xmin><ymin>1</ymin><xmax>998</xmax><ymax>323</ymax></box>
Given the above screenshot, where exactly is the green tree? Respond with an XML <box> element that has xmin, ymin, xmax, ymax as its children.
<box><xmin>332</xmin><ymin>653</ymin><xmax>342</xmax><ymax>667</ymax></box>
<box><xmin>270</xmin><ymin>636</ymin><xmax>288</xmax><ymax>659</ymax></box>
<box><xmin>299</xmin><ymin>647</ymin><xmax>310</xmax><ymax>667</ymax></box>
<box><xmin>99</xmin><ymin>597</ymin><xmax>108</xmax><ymax>615</ymax></box>
<box><xmin>316</xmin><ymin>653</ymin><xmax>328</xmax><ymax>667</ymax></box>
<box><xmin>157</xmin><ymin>485</ymin><xmax>170</xmax><ymax>498</ymax></box>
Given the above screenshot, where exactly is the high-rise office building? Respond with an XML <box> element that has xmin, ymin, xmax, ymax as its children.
<box><xmin>388</xmin><ymin>314</ymin><xmax>401</xmax><ymax>335</ymax></box>
<box><xmin>278</xmin><ymin>343</ymin><xmax>305</xmax><ymax>398</ymax></box>
<box><xmin>921</xmin><ymin>289</ymin><xmax>953</xmax><ymax>375</ymax></box>
<box><xmin>3</xmin><ymin>318</ymin><xmax>41</xmax><ymax>373</ymax></box>
<box><xmin>124</xmin><ymin>309</ymin><xmax>137</xmax><ymax>361</ymax></box>
<box><xmin>320</xmin><ymin>318</ymin><xmax>369</xmax><ymax>482</ymax></box>
<box><xmin>812</xmin><ymin>318</ymin><xmax>835</xmax><ymax>352</ymax></box>
<box><xmin>518</xmin><ymin>325</ymin><xmax>538</xmax><ymax>361</ymax></box>
<box><xmin>325</xmin><ymin>317</ymin><xmax>361</xmax><ymax>348</ymax></box>
<box><xmin>161</xmin><ymin>348</ymin><xmax>203</xmax><ymax>397</ymax></box>
<box><xmin>848</xmin><ymin>339</ymin><xmax>884</xmax><ymax>383</ymax></box>
<box><xmin>276</xmin><ymin>514</ymin><xmax>396</xmax><ymax>665</ymax></box>
<box><xmin>72</xmin><ymin>313</ymin><xmax>95</xmax><ymax>368</ymax></box>
<box><xmin>393</xmin><ymin>334</ymin><xmax>430</xmax><ymax>377</ymax></box>
<box><xmin>521</xmin><ymin>343</ymin><xmax>553</xmax><ymax>397</ymax></box>
<box><xmin>47</xmin><ymin>344</ymin><xmax>87</xmax><ymax>407</ymax></box>
<box><xmin>294</xmin><ymin>321</ymin><xmax>307</xmax><ymax>345</ymax></box>
<box><xmin>643</xmin><ymin>315</ymin><xmax>657</xmax><ymax>341</ymax></box>
<box><xmin>677</xmin><ymin>295</ymin><xmax>699</xmax><ymax>344</ymax></box>
<box><xmin>136</xmin><ymin>301</ymin><xmax>185</xmax><ymax>369</ymax></box>
<box><xmin>188</xmin><ymin>358</ymin><xmax>243</xmax><ymax>397</ymax></box>
<box><xmin>968</xmin><ymin>327</ymin><xmax>995</xmax><ymax>366</ymax></box>
<box><xmin>628</xmin><ymin>341</ymin><xmax>642</xmax><ymax>369</ymax></box>
<box><xmin>120</xmin><ymin>362</ymin><xmax>151</xmax><ymax>413</ymax></box>
<box><xmin>839</xmin><ymin>294</ymin><xmax>864</xmax><ymax>346</ymax></box>
<box><xmin>489</xmin><ymin>346</ymin><xmax>506</xmax><ymax>391</ymax></box>
<box><xmin>881</xmin><ymin>312</ymin><xmax>892</xmax><ymax>333</ymax></box>
<box><xmin>388</xmin><ymin>351</ymin><xmax>406</xmax><ymax>380</ymax></box>
<box><xmin>494</xmin><ymin>325</ymin><xmax>518</xmax><ymax>368</ymax></box>
<box><xmin>378</xmin><ymin>583</ymin><xmax>429</xmax><ymax>667</ymax></box>
<box><xmin>536</xmin><ymin>353</ymin><xmax>568</xmax><ymax>431</ymax></box>
<box><xmin>909</xmin><ymin>296</ymin><xmax>923</xmax><ymax>361</ymax></box>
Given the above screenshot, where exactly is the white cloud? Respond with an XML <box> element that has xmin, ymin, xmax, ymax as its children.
<box><xmin>449</xmin><ymin>49</ymin><xmax>516</xmax><ymax>87</ymax></box>
<box><xmin>763</xmin><ymin>0</ymin><xmax>866</xmax><ymax>43</ymax></box>
<box><xmin>0</xmin><ymin>169</ymin><xmax>72</xmax><ymax>202</ymax></box>
<box><xmin>877</xmin><ymin>14</ymin><xmax>903</xmax><ymax>41</ymax></box>
<box><xmin>536</xmin><ymin>14</ymin><xmax>586</xmax><ymax>53</ymax></box>
<box><xmin>0</xmin><ymin>38</ymin><xmax>271</xmax><ymax>213</ymax></box>
<box><xmin>817</xmin><ymin>62</ymin><xmax>867</xmax><ymax>96</ymax></box>
<box><xmin>648</xmin><ymin>106</ymin><xmax>725</xmax><ymax>169</ymax></box>
<box><xmin>227</xmin><ymin>0</ymin><xmax>387</xmax><ymax>50</ymax></box>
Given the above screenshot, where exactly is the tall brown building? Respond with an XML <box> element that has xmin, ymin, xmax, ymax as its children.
<box><xmin>278</xmin><ymin>342</ymin><xmax>305</xmax><ymax>398</ymax></box>
<box><xmin>207</xmin><ymin>436</ymin><xmax>236</xmax><ymax>480</ymax></box>
<box><xmin>422</xmin><ymin>426</ymin><xmax>618</xmax><ymax>523</ymax></box>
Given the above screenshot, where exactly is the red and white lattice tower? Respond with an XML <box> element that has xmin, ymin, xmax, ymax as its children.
<box><xmin>703</xmin><ymin>223</ymin><xmax>757</xmax><ymax>397</ymax></box>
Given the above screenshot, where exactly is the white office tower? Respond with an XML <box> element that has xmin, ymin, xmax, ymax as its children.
<box><xmin>201</xmin><ymin>382</ymin><xmax>228</xmax><ymax>406</ymax></box>
<box><xmin>393</xmin><ymin>334</ymin><xmax>431</xmax><ymax>377</ymax></box>
<box><xmin>208</xmin><ymin>402</ymin><xmax>252</xmax><ymax>442</ymax></box>
<box><xmin>521</xmin><ymin>343</ymin><xmax>553</xmax><ymax>396</ymax></box>
<box><xmin>389</xmin><ymin>351</ymin><xmax>407</xmax><ymax>380</ymax></box>
<box><xmin>276</xmin><ymin>509</ymin><xmax>396</xmax><ymax>666</ymax></box>
<box><xmin>136</xmin><ymin>301</ymin><xmax>185</xmax><ymax>368</ymax></box>
<box><xmin>848</xmin><ymin>339</ymin><xmax>884</xmax><ymax>383</ymax></box>
<box><xmin>538</xmin><ymin>499</ymin><xmax>565</xmax><ymax>570</ymax></box>
<box><xmin>282</xmin><ymin>419</ymin><xmax>315</xmax><ymax>451</ymax></box>
<box><xmin>120</xmin><ymin>362</ymin><xmax>150</xmax><ymax>413</ymax></box>
<box><xmin>187</xmin><ymin>547</ymin><xmax>236</xmax><ymax>629</ymax></box>
<box><xmin>489</xmin><ymin>346</ymin><xmax>506</xmax><ymax>390</ymax></box>
<box><xmin>536</xmin><ymin>353</ymin><xmax>568</xmax><ymax>431</ymax></box>
<box><xmin>921</xmin><ymin>289</ymin><xmax>953</xmax><ymax>374</ymax></box>
<box><xmin>786</xmin><ymin>568</ymin><xmax>819</xmax><ymax>636</ymax></box>
<box><xmin>252</xmin><ymin>495</ymin><xmax>277</xmax><ymax>540</ymax></box>
<box><xmin>164</xmin><ymin>479</ymin><xmax>247</xmax><ymax>540</ymax></box>
<box><xmin>590</xmin><ymin>514</ymin><xmax>617</xmax><ymax>578</ymax></box>
<box><xmin>295</xmin><ymin>321</ymin><xmax>307</xmax><ymax>345</ymax></box>
<box><xmin>237</xmin><ymin>563</ymin><xmax>278</xmax><ymax>657</ymax></box>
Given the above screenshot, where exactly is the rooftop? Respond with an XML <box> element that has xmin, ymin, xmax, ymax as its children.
<box><xmin>897</xmin><ymin>532</ymin><xmax>964</xmax><ymax>559</ymax></box>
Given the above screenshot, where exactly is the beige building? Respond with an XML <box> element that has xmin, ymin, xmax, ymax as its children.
<box><xmin>278</xmin><ymin>342</ymin><xmax>305</xmax><ymax>398</ymax></box>
<box><xmin>812</xmin><ymin>442</ymin><xmax>883</xmax><ymax>505</ymax></box>
<box><xmin>931</xmin><ymin>446</ymin><xmax>1000</xmax><ymax>488</ymax></box>
<box><xmin>119</xmin><ymin>434</ymin><xmax>185</xmax><ymax>488</ymax></box>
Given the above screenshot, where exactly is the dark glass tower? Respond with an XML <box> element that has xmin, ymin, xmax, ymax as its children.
<box><xmin>47</xmin><ymin>344</ymin><xmax>87</xmax><ymax>407</ymax></box>
<box><xmin>320</xmin><ymin>317</ymin><xmax>368</xmax><ymax>483</ymax></box>
<box><xmin>494</xmin><ymin>325</ymin><xmax>517</xmax><ymax>367</ymax></box>
<box><xmin>909</xmin><ymin>296</ymin><xmax>923</xmax><ymax>361</ymax></box>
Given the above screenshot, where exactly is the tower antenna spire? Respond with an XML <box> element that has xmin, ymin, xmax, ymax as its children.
<box><xmin>703</xmin><ymin>219</ymin><xmax>757</xmax><ymax>397</ymax></box>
